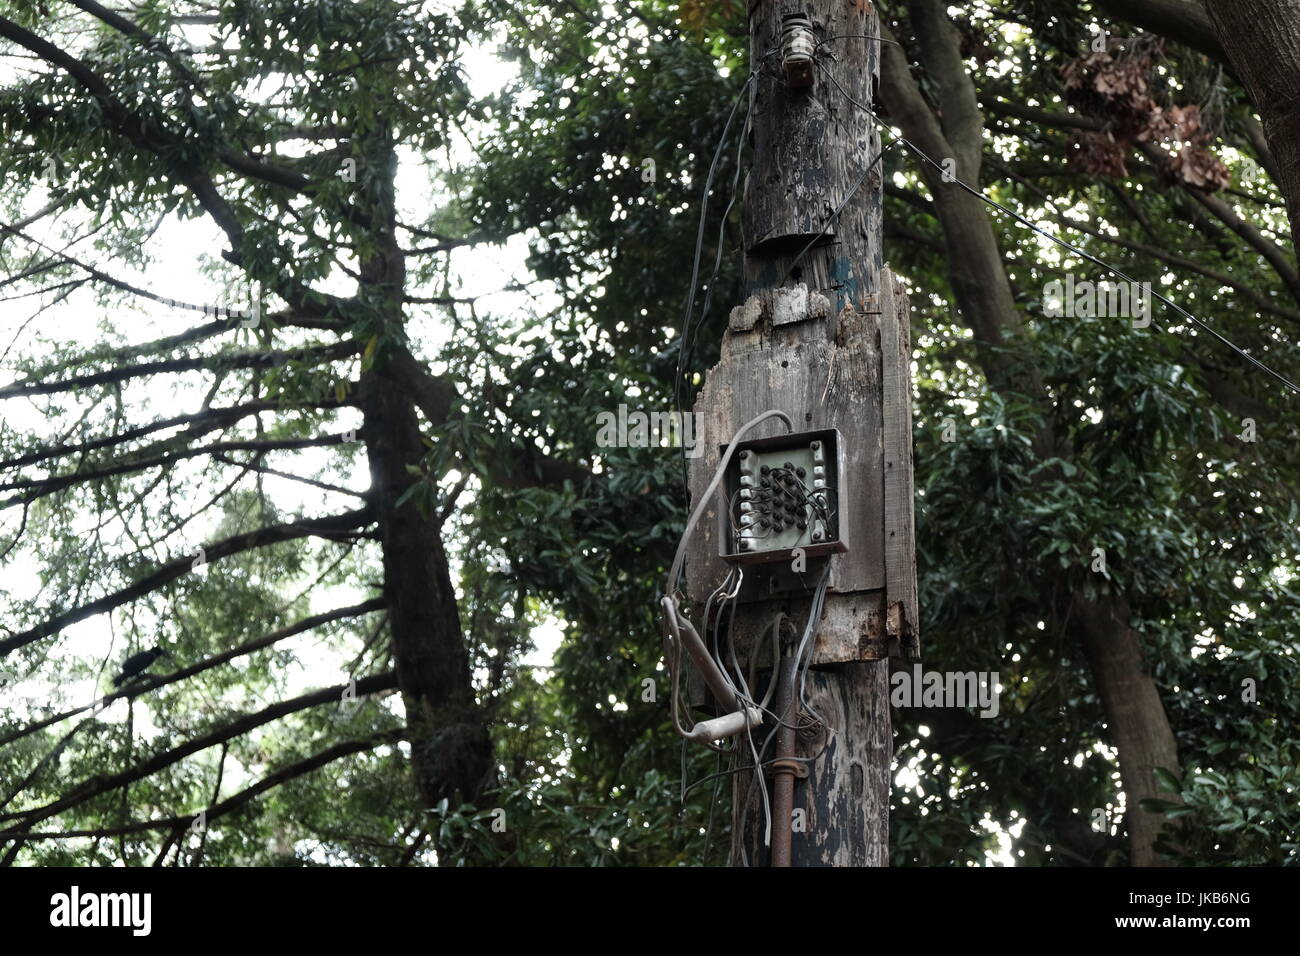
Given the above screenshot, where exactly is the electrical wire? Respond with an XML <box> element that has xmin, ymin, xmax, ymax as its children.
<box><xmin>812</xmin><ymin>57</ymin><xmax>1300</xmax><ymax>396</ymax></box>
<box><xmin>701</xmin><ymin>747</ymin><xmax>725</xmax><ymax>862</ymax></box>
<box><xmin>778</xmin><ymin>137</ymin><xmax>900</xmax><ymax>288</ymax></box>
<box><xmin>667</xmin><ymin>411</ymin><xmax>803</xmax><ymax>765</ymax></box>
<box><xmin>782</xmin><ymin>564</ymin><xmax>832</xmax><ymax>727</ymax></box>
<box><xmin>666</xmin><ymin>416</ymin><xmax>839</xmax><ymax>860</ymax></box>
<box><xmin>662</xmin><ymin>608</ymin><xmax>736</xmax><ymax>756</ymax></box>
<box><xmin>665</xmin><ymin>408</ymin><xmax>793</xmax><ymax>597</ymax></box>
<box><xmin>680</xmin><ymin>86</ymin><xmax>752</xmax><ymax>416</ymax></box>
<box><xmin>673</xmin><ymin>45</ymin><xmax>791</xmax><ymax>502</ymax></box>
<box><xmin>794</xmin><ymin>566</ymin><xmax>834</xmax><ymax>727</ymax></box>
<box><xmin>736</xmin><ymin>613</ymin><xmax>783</xmax><ymax>712</ymax></box>
<box><xmin>733</xmin><ymin>563</ymin><xmax>834</xmax><ymax>855</ymax></box>
<box><xmin>674</xmin><ymin>71</ymin><xmax>758</xmax><ymax>495</ymax></box>
<box><xmin>707</xmin><ymin>568</ymin><xmax>745</xmax><ymax>705</ymax></box>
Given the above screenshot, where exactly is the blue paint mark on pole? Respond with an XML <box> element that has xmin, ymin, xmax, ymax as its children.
<box><xmin>830</xmin><ymin>256</ymin><xmax>858</xmax><ymax>311</ymax></box>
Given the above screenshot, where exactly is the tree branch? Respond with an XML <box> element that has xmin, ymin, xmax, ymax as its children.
<box><xmin>0</xmin><ymin>433</ymin><xmax>357</xmax><ymax>509</ymax></box>
<box><xmin>0</xmin><ymin>14</ymin><xmax>245</xmax><ymax>246</ymax></box>
<box><xmin>1093</xmin><ymin>0</ymin><xmax>1225</xmax><ymax>61</ymax></box>
<box><xmin>0</xmin><ymin>398</ymin><xmax>352</xmax><ymax>472</ymax></box>
<box><xmin>0</xmin><ymin>508</ymin><xmax>375</xmax><ymax>656</ymax></box>
<box><xmin>9</xmin><ymin>729</ymin><xmax>405</xmax><ymax>846</ymax></box>
<box><xmin>0</xmin><ymin>340</ymin><xmax>359</xmax><ymax>401</ymax></box>
<box><xmin>0</xmin><ymin>599</ymin><xmax>385</xmax><ymax>749</ymax></box>
<box><xmin>0</xmin><ymin>674</ymin><xmax>398</xmax><ymax>833</ymax></box>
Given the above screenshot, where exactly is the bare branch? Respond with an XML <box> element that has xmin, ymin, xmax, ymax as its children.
<box><xmin>210</xmin><ymin>452</ymin><xmax>367</xmax><ymax>500</ymax></box>
<box><xmin>9</xmin><ymin>729</ymin><xmax>405</xmax><ymax>845</ymax></box>
<box><xmin>0</xmin><ymin>398</ymin><xmax>352</xmax><ymax>472</ymax></box>
<box><xmin>0</xmin><ymin>433</ymin><xmax>357</xmax><ymax>510</ymax></box>
<box><xmin>0</xmin><ymin>340</ymin><xmax>359</xmax><ymax>401</ymax></box>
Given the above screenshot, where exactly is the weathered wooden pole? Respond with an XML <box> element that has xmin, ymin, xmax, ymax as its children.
<box><xmin>684</xmin><ymin>0</ymin><xmax>917</xmax><ymax>866</ymax></box>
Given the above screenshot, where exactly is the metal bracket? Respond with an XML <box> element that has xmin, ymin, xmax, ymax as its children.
<box><xmin>768</xmin><ymin>757</ymin><xmax>810</xmax><ymax>779</ymax></box>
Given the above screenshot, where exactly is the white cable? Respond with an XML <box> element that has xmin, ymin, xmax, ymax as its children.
<box><xmin>666</xmin><ymin>409</ymin><xmax>793</xmax><ymax>598</ymax></box>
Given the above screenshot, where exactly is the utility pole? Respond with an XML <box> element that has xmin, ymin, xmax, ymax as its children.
<box><xmin>682</xmin><ymin>0</ymin><xmax>917</xmax><ymax>866</ymax></box>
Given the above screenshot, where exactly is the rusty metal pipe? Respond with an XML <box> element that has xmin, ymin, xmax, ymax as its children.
<box><xmin>770</xmin><ymin>657</ymin><xmax>799</xmax><ymax>867</ymax></box>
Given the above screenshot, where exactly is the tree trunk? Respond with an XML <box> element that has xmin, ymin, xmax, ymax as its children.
<box><xmin>878</xmin><ymin>1</ymin><xmax>1184</xmax><ymax>865</ymax></box>
<box><xmin>1204</xmin><ymin>0</ymin><xmax>1300</xmax><ymax>251</ymax></box>
<box><xmin>361</xmin><ymin>364</ymin><xmax>493</xmax><ymax>811</ymax></box>
<box><xmin>879</xmin><ymin>9</ymin><xmax>1057</xmax><ymax>459</ymax></box>
<box><xmin>1070</xmin><ymin>593</ymin><xmax>1181</xmax><ymax>866</ymax></box>
<box><xmin>357</xmin><ymin>132</ymin><xmax>493</xmax><ymax>838</ymax></box>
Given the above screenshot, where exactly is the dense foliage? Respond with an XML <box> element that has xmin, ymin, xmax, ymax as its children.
<box><xmin>0</xmin><ymin>0</ymin><xmax>1295</xmax><ymax>866</ymax></box>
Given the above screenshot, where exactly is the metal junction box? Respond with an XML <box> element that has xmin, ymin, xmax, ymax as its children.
<box><xmin>718</xmin><ymin>428</ymin><xmax>846</xmax><ymax>565</ymax></box>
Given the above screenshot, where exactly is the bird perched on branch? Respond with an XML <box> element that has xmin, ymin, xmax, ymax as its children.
<box><xmin>112</xmin><ymin>646</ymin><xmax>169</xmax><ymax>687</ymax></box>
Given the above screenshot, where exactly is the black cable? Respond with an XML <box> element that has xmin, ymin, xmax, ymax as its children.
<box><xmin>701</xmin><ymin>747</ymin><xmax>724</xmax><ymax>863</ymax></box>
<box><xmin>674</xmin><ymin>72</ymin><xmax>758</xmax><ymax>496</ymax></box>
<box><xmin>681</xmin><ymin>91</ymin><xmax>750</xmax><ymax>411</ymax></box>
<box><xmin>734</xmin><ymin>565</ymin><xmax>833</xmax><ymax>858</ymax></box>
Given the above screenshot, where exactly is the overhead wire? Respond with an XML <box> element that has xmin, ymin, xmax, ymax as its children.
<box><xmin>675</xmin><ymin>46</ymin><xmax>796</xmax><ymax>497</ymax></box>
<box><xmin>778</xmin><ymin>137</ymin><xmax>900</xmax><ymax>288</ymax></box>
<box><xmin>811</xmin><ymin>55</ymin><xmax>1300</xmax><ymax>395</ymax></box>
<box><xmin>680</xmin><ymin>83</ymin><xmax>752</xmax><ymax>412</ymax></box>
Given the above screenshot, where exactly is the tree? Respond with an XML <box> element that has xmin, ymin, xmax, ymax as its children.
<box><xmin>1203</xmin><ymin>0</ymin><xmax>1300</xmax><ymax>246</ymax></box>
<box><xmin>0</xmin><ymin>0</ymin><xmax>512</xmax><ymax>864</ymax></box>
<box><xmin>470</xmin><ymin>0</ymin><xmax>1300</xmax><ymax>866</ymax></box>
<box><xmin>2</xmin><ymin>0</ymin><xmax>1297</xmax><ymax>868</ymax></box>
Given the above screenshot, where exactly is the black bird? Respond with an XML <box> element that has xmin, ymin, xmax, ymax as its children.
<box><xmin>112</xmin><ymin>646</ymin><xmax>169</xmax><ymax>687</ymax></box>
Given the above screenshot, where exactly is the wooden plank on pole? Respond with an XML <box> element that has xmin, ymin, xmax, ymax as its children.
<box><xmin>880</xmin><ymin>271</ymin><xmax>921</xmax><ymax>660</ymax></box>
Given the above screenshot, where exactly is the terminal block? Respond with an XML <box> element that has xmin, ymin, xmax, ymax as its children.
<box><xmin>719</xmin><ymin>428</ymin><xmax>846</xmax><ymax>565</ymax></box>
